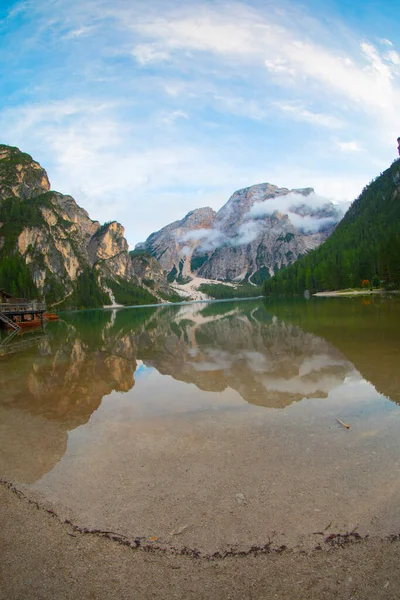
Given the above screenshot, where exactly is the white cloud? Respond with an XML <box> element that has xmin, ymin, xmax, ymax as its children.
<box><xmin>247</xmin><ymin>191</ymin><xmax>347</xmax><ymax>233</ymax></box>
<box><xmin>248</xmin><ymin>191</ymin><xmax>330</xmax><ymax>217</ymax></box>
<box><xmin>134</xmin><ymin>12</ymin><xmax>259</xmax><ymax>57</ymax></box>
<box><xmin>132</xmin><ymin>43</ymin><xmax>170</xmax><ymax>64</ymax></box>
<box><xmin>264</xmin><ymin>58</ymin><xmax>296</xmax><ymax>76</ymax></box>
<box><xmin>212</xmin><ymin>95</ymin><xmax>269</xmax><ymax>121</ymax></box>
<box><xmin>288</xmin><ymin>213</ymin><xmax>336</xmax><ymax>233</ymax></box>
<box><xmin>235</xmin><ymin>219</ymin><xmax>263</xmax><ymax>245</ymax></box>
<box><xmin>181</xmin><ymin>228</ymin><xmax>226</xmax><ymax>251</ymax></box>
<box><xmin>160</xmin><ymin>109</ymin><xmax>189</xmax><ymax>126</ymax></box>
<box><xmin>379</xmin><ymin>38</ymin><xmax>393</xmax><ymax>47</ymax></box>
<box><xmin>164</xmin><ymin>82</ymin><xmax>187</xmax><ymax>97</ymax></box>
<box><xmin>385</xmin><ymin>50</ymin><xmax>400</xmax><ymax>66</ymax></box>
<box><xmin>360</xmin><ymin>42</ymin><xmax>393</xmax><ymax>79</ymax></box>
<box><xmin>179</xmin><ymin>188</ymin><xmax>347</xmax><ymax>251</ymax></box>
<box><xmin>0</xmin><ymin>98</ymin><xmax>250</xmax><ymax>242</ymax></box>
<box><xmin>275</xmin><ymin>103</ymin><xmax>343</xmax><ymax>128</ymax></box>
<box><xmin>3</xmin><ymin>1</ymin><xmax>33</xmax><ymax>20</ymax></box>
<box><xmin>63</xmin><ymin>25</ymin><xmax>96</xmax><ymax>40</ymax></box>
<box><xmin>2</xmin><ymin>0</ymin><xmax>399</xmax><ymax>246</ymax></box>
<box><xmin>127</xmin><ymin>4</ymin><xmax>400</xmax><ymax>124</ymax></box>
<box><xmin>337</xmin><ymin>141</ymin><xmax>362</xmax><ymax>153</ymax></box>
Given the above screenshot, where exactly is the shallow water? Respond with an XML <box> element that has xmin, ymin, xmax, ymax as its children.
<box><xmin>1</xmin><ymin>296</ymin><xmax>400</xmax><ymax>551</ymax></box>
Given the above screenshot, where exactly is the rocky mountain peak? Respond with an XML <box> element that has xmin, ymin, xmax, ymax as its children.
<box><xmin>214</xmin><ymin>183</ymin><xmax>316</xmax><ymax>234</ymax></box>
<box><xmin>140</xmin><ymin>207</ymin><xmax>217</xmax><ymax>281</ymax></box>
<box><xmin>88</xmin><ymin>221</ymin><xmax>128</xmax><ymax>264</ymax></box>
<box><xmin>182</xmin><ymin>207</ymin><xmax>216</xmax><ymax>228</ymax></box>
<box><xmin>0</xmin><ymin>144</ymin><xmax>50</xmax><ymax>202</ymax></box>
<box><xmin>143</xmin><ymin>180</ymin><xmax>342</xmax><ymax>284</ymax></box>
<box><xmin>0</xmin><ymin>144</ymin><xmax>178</xmax><ymax>306</ymax></box>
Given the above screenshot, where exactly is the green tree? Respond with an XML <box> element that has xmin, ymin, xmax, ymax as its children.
<box><xmin>263</xmin><ymin>159</ymin><xmax>400</xmax><ymax>295</ymax></box>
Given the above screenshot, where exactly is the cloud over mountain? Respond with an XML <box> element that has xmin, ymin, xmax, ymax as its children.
<box><xmin>144</xmin><ymin>182</ymin><xmax>344</xmax><ymax>282</ymax></box>
<box><xmin>247</xmin><ymin>192</ymin><xmax>348</xmax><ymax>233</ymax></box>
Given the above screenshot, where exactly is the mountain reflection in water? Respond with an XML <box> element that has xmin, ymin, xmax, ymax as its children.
<box><xmin>0</xmin><ymin>296</ymin><xmax>399</xmax><ymax>486</ymax></box>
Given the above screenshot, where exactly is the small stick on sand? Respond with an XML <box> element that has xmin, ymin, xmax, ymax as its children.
<box><xmin>336</xmin><ymin>418</ymin><xmax>350</xmax><ymax>429</ymax></box>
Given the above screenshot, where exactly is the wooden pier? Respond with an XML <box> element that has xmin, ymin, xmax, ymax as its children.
<box><xmin>0</xmin><ymin>290</ymin><xmax>47</xmax><ymax>331</ymax></box>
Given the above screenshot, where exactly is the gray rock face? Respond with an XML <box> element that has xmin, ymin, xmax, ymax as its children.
<box><xmin>130</xmin><ymin>251</ymin><xmax>173</xmax><ymax>296</ymax></box>
<box><xmin>141</xmin><ymin>183</ymin><xmax>341</xmax><ymax>282</ymax></box>
<box><xmin>0</xmin><ymin>144</ymin><xmax>172</xmax><ymax>302</ymax></box>
<box><xmin>0</xmin><ymin>145</ymin><xmax>50</xmax><ymax>201</ymax></box>
<box><xmin>11</xmin><ymin>191</ymin><xmax>134</xmax><ymax>293</ymax></box>
<box><xmin>142</xmin><ymin>207</ymin><xmax>216</xmax><ymax>282</ymax></box>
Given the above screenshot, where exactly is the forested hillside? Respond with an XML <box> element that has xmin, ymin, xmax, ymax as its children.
<box><xmin>264</xmin><ymin>159</ymin><xmax>400</xmax><ymax>295</ymax></box>
<box><xmin>198</xmin><ymin>282</ymin><xmax>262</xmax><ymax>299</ymax></box>
<box><xmin>0</xmin><ymin>145</ymin><xmax>177</xmax><ymax>308</ymax></box>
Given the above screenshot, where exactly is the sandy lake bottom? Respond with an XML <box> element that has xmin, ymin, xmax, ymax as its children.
<box><xmin>1</xmin><ymin>296</ymin><xmax>400</xmax><ymax>556</ymax></box>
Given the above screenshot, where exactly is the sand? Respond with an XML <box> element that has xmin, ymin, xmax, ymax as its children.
<box><xmin>2</xmin><ymin>482</ymin><xmax>400</xmax><ymax>600</ymax></box>
<box><xmin>313</xmin><ymin>290</ymin><xmax>384</xmax><ymax>297</ymax></box>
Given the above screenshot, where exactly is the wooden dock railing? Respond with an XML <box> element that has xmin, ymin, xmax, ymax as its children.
<box><xmin>0</xmin><ymin>302</ymin><xmax>46</xmax><ymax>313</ymax></box>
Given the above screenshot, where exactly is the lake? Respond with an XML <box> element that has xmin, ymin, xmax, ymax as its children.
<box><xmin>1</xmin><ymin>296</ymin><xmax>400</xmax><ymax>553</ymax></box>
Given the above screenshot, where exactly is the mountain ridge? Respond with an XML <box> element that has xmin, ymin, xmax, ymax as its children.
<box><xmin>0</xmin><ymin>144</ymin><xmax>177</xmax><ymax>307</ymax></box>
<box><xmin>141</xmin><ymin>182</ymin><xmax>342</xmax><ymax>283</ymax></box>
<box><xmin>3</xmin><ymin>143</ymin><xmax>396</xmax><ymax>307</ymax></box>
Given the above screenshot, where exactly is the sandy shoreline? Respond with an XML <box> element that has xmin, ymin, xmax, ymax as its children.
<box><xmin>2</xmin><ymin>482</ymin><xmax>400</xmax><ymax>600</ymax></box>
<box><xmin>314</xmin><ymin>289</ymin><xmax>387</xmax><ymax>297</ymax></box>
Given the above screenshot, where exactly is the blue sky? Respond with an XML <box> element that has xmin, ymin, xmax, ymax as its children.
<box><xmin>1</xmin><ymin>0</ymin><xmax>399</xmax><ymax>246</ymax></box>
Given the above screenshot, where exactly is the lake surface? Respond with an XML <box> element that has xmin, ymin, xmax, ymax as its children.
<box><xmin>1</xmin><ymin>296</ymin><xmax>400</xmax><ymax>552</ymax></box>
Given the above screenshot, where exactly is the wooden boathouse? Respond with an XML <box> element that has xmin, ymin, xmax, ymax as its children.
<box><xmin>0</xmin><ymin>289</ymin><xmax>46</xmax><ymax>331</ymax></box>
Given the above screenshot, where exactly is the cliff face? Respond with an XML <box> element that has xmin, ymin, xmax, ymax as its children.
<box><xmin>14</xmin><ymin>191</ymin><xmax>102</xmax><ymax>289</ymax></box>
<box><xmin>142</xmin><ymin>207</ymin><xmax>216</xmax><ymax>282</ymax></box>
<box><xmin>0</xmin><ymin>144</ymin><xmax>173</xmax><ymax>305</ymax></box>
<box><xmin>141</xmin><ymin>183</ymin><xmax>340</xmax><ymax>283</ymax></box>
<box><xmin>130</xmin><ymin>251</ymin><xmax>176</xmax><ymax>297</ymax></box>
<box><xmin>0</xmin><ymin>145</ymin><xmax>51</xmax><ymax>201</ymax></box>
<box><xmin>88</xmin><ymin>221</ymin><xmax>134</xmax><ymax>281</ymax></box>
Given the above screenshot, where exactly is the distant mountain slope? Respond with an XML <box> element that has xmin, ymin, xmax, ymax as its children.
<box><xmin>141</xmin><ymin>183</ymin><xmax>341</xmax><ymax>283</ymax></box>
<box><xmin>0</xmin><ymin>145</ymin><xmax>176</xmax><ymax>307</ymax></box>
<box><xmin>264</xmin><ymin>160</ymin><xmax>400</xmax><ymax>294</ymax></box>
<box><xmin>140</xmin><ymin>207</ymin><xmax>216</xmax><ymax>283</ymax></box>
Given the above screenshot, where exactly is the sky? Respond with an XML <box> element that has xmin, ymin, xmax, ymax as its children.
<box><xmin>0</xmin><ymin>0</ymin><xmax>399</xmax><ymax>246</ymax></box>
